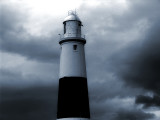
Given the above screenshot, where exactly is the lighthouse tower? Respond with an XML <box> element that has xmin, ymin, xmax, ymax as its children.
<box><xmin>57</xmin><ymin>11</ymin><xmax>90</xmax><ymax>120</ymax></box>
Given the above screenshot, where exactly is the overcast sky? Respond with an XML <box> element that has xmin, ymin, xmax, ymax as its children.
<box><xmin>1</xmin><ymin>0</ymin><xmax>160</xmax><ymax>120</ymax></box>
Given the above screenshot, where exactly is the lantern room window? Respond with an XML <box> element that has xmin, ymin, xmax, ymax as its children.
<box><xmin>64</xmin><ymin>23</ymin><xmax>66</xmax><ymax>34</ymax></box>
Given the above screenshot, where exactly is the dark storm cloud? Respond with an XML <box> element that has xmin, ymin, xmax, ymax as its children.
<box><xmin>136</xmin><ymin>95</ymin><xmax>160</xmax><ymax>108</ymax></box>
<box><xmin>0</xmin><ymin>69</ymin><xmax>22</xmax><ymax>86</ymax></box>
<box><xmin>113</xmin><ymin>109</ymin><xmax>154</xmax><ymax>120</ymax></box>
<box><xmin>1</xmin><ymin>36</ymin><xmax>59</xmax><ymax>62</ymax></box>
<box><xmin>89</xmin><ymin>97</ymin><xmax>155</xmax><ymax>120</ymax></box>
<box><xmin>0</xmin><ymin>3</ymin><xmax>59</xmax><ymax>62</ymax></box>
<box><xmin>0</xmin><ymin>67</ymin><xmax>56</xmax><ymax>87</ymax></box>
<box><xmin>102</xmin><ymin>1</ymin><xmax>160</xmax><ymax>110</ymax></box>
<box><xmin>79</xmin><ymin>0</ymin><xmax>160</xmax><ymax>87</ymax></box>
<box><xmin>0</xmin><ymin>85</ymin><xmax>58</xmax><ymax>120</ymax></box>
<box><xmin>110</xmin><ymin>21</ymin><xmax>160</xmax><ymax>94</ymax></box>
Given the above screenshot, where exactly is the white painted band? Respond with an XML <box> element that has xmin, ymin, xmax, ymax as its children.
<box><xmin>57</xmin><ymin>118</ymin><xmax>89</xmax><ymax>120</ymax></box>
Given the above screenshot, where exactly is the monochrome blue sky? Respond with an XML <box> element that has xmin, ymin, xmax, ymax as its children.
<box><xmin>1</xmin><ymin>0</ymin><xmax>160</xmax><ymax>120</ymax></box>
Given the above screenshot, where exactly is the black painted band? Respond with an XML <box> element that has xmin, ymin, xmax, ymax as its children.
<box><xmin>57</xmin><ymin>77</ymin><xmax>90</xmax><ymax>119</ymax></box>
<box><xmin>63</xmin><ymin>20</ymin><xmax>82</xmax><ymax>24</ymax></box>
<box><xmin>59</xmin><ymin>38</ymin><xmax>86</xmax><ymax>45</ymax></box>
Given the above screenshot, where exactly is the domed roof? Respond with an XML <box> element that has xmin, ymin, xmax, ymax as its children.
<box><xmin>64</xmin><ymin>12</ymin><xmax>81</xmax><ymax>22</ymax></box>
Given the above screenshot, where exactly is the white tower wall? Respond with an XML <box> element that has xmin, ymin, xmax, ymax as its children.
<box><xmin>59</xmin><ymin>41</ymin><xmax>86</xmax><ymax>78</ymax></box>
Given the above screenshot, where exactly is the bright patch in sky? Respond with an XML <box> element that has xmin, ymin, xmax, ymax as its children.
<box><xmin>6</xmin><ymin>0</ymin><xmax>128</xmax><ymax>16</ymax></box>
<box><xmin>20</xmin><ymin>0</ymin><xmax>83</xmax><ymax>16</ymax></box>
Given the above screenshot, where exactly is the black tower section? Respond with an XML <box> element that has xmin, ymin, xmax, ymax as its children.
<box><xmin>57</xmin><ymin>77</ymin><xmax>90</xmax><ymax>119</ymax></box>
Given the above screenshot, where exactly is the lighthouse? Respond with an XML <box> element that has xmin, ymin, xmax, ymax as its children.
<box><xmin>57</xmin><ymin>11</ymin><xmax>90</xmax><ymax>120</ymax></box>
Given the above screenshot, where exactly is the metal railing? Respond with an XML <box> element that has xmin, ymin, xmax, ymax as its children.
<box><xmin>58</xmin><ymin>33</ymin><xmax>85</xmax><ymax>40</ymax></box>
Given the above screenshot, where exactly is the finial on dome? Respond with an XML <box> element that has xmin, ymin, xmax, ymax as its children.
<box><xmin>64</xmin><ymin>10</ymin><xmax>81</xmax><ymax>23</ymax></box>
<box><xmin>68</xmin><ymin>10</ymin><xmax>76</xmax><ymax>16</ymax></box>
